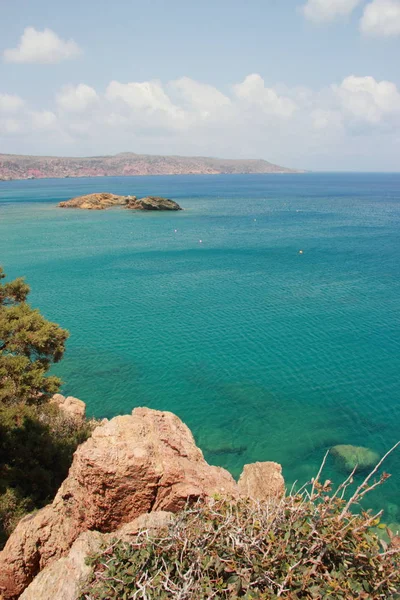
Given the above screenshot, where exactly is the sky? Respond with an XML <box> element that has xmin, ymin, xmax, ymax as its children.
<box><xmin>1</xmin><ymin>0</ymin><xmax>400</xmax><ymax>171</ymax></box>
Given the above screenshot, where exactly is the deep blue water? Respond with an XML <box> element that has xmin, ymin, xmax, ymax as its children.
<box><xmin>0</xmin><ymin>173</ymin><xmax>399</xmax><ymax>523</ymax></box>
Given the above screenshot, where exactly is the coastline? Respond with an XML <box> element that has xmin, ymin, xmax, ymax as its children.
<box><xmin>1</xmin><ymin>172</ymin><xmax>399</xmax><ymax>525</ymax></box>
<box><xmin>0</xmin><ymin>171</ymin><xmax>306</xmax><ymax>183</ymax></box>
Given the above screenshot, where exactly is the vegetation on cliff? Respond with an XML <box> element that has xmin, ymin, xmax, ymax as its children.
<box><xmin>0</xmin><ymin>152</ymin><xmax>299</xmax><ymax>180</ymax></box>
<box><xmin>0</xmin><ymin>267</ymin><xmax>68</xmax><ymax>405</ymax></box>
<box><xmin>81</xmin><ymin>472</ymin><xmax>400</xmax><ymax>600</ymax></box>
<box><xmin>0</xmin><ymin>267</ymin><xmax>93</xmax><ymax>546</ymax></box>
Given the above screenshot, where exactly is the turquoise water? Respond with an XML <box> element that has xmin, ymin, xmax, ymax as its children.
<box><xmin>0</xmin><ymin>173</ymin><xmax>399</xmax><ymax>521</ymax></box>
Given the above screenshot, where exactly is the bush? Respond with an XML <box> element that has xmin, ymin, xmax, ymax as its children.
<box><xmin>0</xmin><ymin>267</ymin><xmax>93</xmax><ymax>546</ymax></box>
<box><xmin>0</xmin><ymin>403</ymin><xmax>96</xmax><ymax>546</ymax></box>
<box><xmin>81</xmin><ymin>481</ymin><xmax>400</xmax><ymax>599</ymax></box>
<box><xmin>0</xmin><ymin>266</ymin><xmax>68</xmax><ymax>406</ymax></box>
<box><xmin>0</xmin><ymin>488</ymin><xmax>31</xmax><ymax>545</ymax></box>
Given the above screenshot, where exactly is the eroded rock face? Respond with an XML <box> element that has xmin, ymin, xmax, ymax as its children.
<box><xmin>238</xmin><ymin>462</ymin><xmax>285</xmax><ymax>501</ymax></box>
<box><xmin>0</xmin><ymin>407</ymin><xmax>285</xmax><ymax>599</ymax></box>
<box><xmin>50</xmin><ymin>394</ymin><xmax>86</xmax><ymax>421</ymax></box>
<box><xmin>0</xmin><ymin>408</ymin><xmax>237</xmax><ymax>599</ymax></box>
<box><xmin>19</xmin><ymin>512</ymin><xmax>174</xmax><ymax>600</ymax></box>
<box><xmin>18</xmin><ymin>530</ymin><xmax>103</xmax><ymax>600</ymax></box>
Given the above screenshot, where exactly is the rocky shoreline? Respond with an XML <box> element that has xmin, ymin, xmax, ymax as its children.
<box><xmin>58</xmin><ymin>193</ymin><xmax>182</xmax><ymax>211</ymax></box>
<box><xmin>0</xmin><ymin>395</ymin><xmax>398</xmax><ymax>599</ymax></box>
<box><xmin>0</xmin><ymin>402</ymin><xmax>284</xmax><ymax>599</ymax></box>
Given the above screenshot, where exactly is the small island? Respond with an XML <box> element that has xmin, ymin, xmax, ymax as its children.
<box><xmin>58</xmin><ymin>193</ymin><xmax>183</xmax><ymax>211</ymax></box>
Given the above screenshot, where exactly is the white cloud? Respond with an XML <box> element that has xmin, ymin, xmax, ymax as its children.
<box><xmin>56</xmin><ymin>84</ymin><xmax>98</xmax><ymax>112</ymax></box>
<box><xmin>312</xmin><ymin>108</ymin><xmax>344</xmax><ymax>130</ymax></box>
<box><xmin>0</xmin><ymin>93</ymin><xmax>24</xmax><ymax>113</ymax></box>
<box><xmin>3</xmin><ymin>27</ymin><xmax>81</xmax><ymax>64</ymax></box>
<box><xmin>302</xmin><ymin>0</ymin><xmax>363</xmax><ymax>22</ymax></box>
<box><xmin>234</xmin><ymin>74</ymin><xmax>297</xmax><ymax>118</ymax></box>
<box><xmin>360</xmin><ymin>0</ymin><xmax>400</xmax><ymax>35</ymax></box>
<box><xmin>0</xmin><ymin>118</ymin><xmax>23</xmax><ymax>134</ymax></box>
<box><xmin>334</xmin><ymin>75</ymin><xmax>400</xmax><ymax>123</ymax></box>
<box><xmin>106</xmin><ymin>80</ymin><xmax>182</xmax><ymax>118</ymax></box>
<box><xmin>30</xmin><ymin>110</ymin><xmax>57</xmax><ymax>130</ymax></box>
<box><xmin>171</xmin><ymin>77</ymin><xmax>231</xmax><ymax>118</ymax></box>
<box><xmin>1</xmin><ymin>73</ymin><xmax>400</xmax><ymax>170</ymax></box>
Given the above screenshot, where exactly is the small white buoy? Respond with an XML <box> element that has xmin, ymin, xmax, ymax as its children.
<box><xmin>174</xmin><ymin>229</ymin><xmax>177</xmax><ymax>233</ymax></box>
<box><xmin>199</xmin><ymin>239</ymin><xmax>203</xmax><ymax>243</ymax></box>
<box><xmin>299</xmin><ymin>250</ymin><xmax>303</xmax><ymax>254</ymax></box>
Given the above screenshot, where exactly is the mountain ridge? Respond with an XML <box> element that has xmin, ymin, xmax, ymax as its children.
<box><xmin>0</xmin><ymin>151</ymin><xmax>302</xmax><ymax>180</ymax></box>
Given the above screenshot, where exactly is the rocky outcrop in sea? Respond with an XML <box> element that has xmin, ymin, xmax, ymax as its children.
<box><xmin>58</xmin><ymin>193</ymin><xmax>182</xmax><ymax>211</ymax></box>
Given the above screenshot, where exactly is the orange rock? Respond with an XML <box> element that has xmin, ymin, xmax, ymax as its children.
<box><xmin>19</xmin><ymin>512</ymin><xmax>174</xmax><ymax>600</ymax></box>
<box><xmin>50</xmin><ymin>394</ymin><xmax>86</xmax><ymax>421</ymax></box>
<box><xmin>238</xmin><ymin>461</ymin><xmax>285</xmax><ymax>501</ymax></box>
<box><xmin>0</xmin><ymin>408</ymin><xmax>237</xmax><ymax>599</ymax></box>
<box><xmin>0</xmin><ymin>408</ymin><xmax>285</xmax><ymax>599</ymax></box>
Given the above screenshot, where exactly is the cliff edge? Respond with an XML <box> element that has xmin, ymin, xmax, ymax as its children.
<box><xmin>0</xmin><ymin>406</ymin><xmax>284</xmax><ymax>599</ymax></box>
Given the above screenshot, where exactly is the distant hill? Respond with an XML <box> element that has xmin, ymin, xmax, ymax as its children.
<box><xmin>0</xmin><ymin>152</ymin><xmax>301</xmax><ymax>180</ymax></box>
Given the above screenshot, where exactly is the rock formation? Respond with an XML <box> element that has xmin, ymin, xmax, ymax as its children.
<box><xmin>58</xmin><ymin>193</ymin><xmax>127</xmax><ymax>210</ymax></box>
<box><xmin>237</xmin><ymin>461</ymin><xmax>285</xmax><ymax>501</ymax></box>
<box><xmin>331</xmin><ymin>444</ymin><xmax>380</xmax><ymax>473</ymax></box>
<box><xmin>58</xmin><ymin>193</ymin><xmax>182</xmax><ymax>210</ymax></box>
<box><xmin>50</xmin><ymin>394</ymin><xmax>86</xmax><ymax>421</ymax></box>
<box><xmin>19</xmin><ymin>512</ymin><xmax>174</xmax><ymax>600</ymax></box>
<box><xmin>0</xmin><ymin>407</ymin><xmax>284</xmax><ymax>599</ymax></box>
<box><xmin>18</xmin><ymin>530</ymin><xmax>104</xmax><ymax>600</ymax></box>
<box><xmin>126</xmin><ymin>196</ymin><xmax>183</xmax><ymax>211</ymax></box>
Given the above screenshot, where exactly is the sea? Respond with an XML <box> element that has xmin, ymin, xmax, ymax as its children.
<box><xmin>0</xmin><ymin>173</ymin><xmax>399</xmax><ymax>523</ymax></box>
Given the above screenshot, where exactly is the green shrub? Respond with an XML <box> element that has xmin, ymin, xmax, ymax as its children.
<box><xmin>81</xmin><ymin>483</ymin><xmax>400</xmax><ymax>599</ymax></box>
<box><xmin>0</xmin><ymin>266</ymin><xmax>68</xmax><ymax>406</ymax></box>
<box><xmin>0</xmin><ymin>402</ymin><xmax>96</xmax><ymax>546</ymax></box>
<box><xmin>0</xmin><ymin>267</ymin><xmax>95</xmax><ymax>546</ymax></box>
<box><xmin>0</xmin><ymin>488</ymin><xmax>31</xmax><ymax>546</ymax></box>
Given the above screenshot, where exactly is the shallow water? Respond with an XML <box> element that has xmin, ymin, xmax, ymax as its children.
<box><xmin>0</xmin><ymin>173</ymin><xmax>399</xmax><ymax>521</ymax></box>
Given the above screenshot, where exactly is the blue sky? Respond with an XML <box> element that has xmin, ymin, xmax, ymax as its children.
<box><xmin>1</xmin><ymin>0</ymin><xmax>400</xmax><ymax>170</ymax></box>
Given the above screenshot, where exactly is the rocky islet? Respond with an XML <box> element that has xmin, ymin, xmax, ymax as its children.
<box><xmin>59</xmin><ymin>193</ymin><xmax>183</xmax><ymax>210</ymax></box>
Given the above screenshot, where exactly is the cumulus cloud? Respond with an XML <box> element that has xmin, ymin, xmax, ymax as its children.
<box><xmin>171</xmin><ymin>77</ymin><xmax>231</xmax><ymax>118</ymax></box>
<box><xmin>106</xmin><ymin>80</ymin><xmax>181</xmax><ymax>115</ymax></box>
<box><xmin>30</xmin><ymin>110</ymin><xmax>58</xmax><ymax>130</ymax></box>
<box><xmin>360</xmin><ymin>0</ymin><xmax>400</xmax><ymax>36</ymax></box>
<box><xmin>103</xmin><ymin>79</ymin><xmax>188</xmax><ymax>135</ymax></box>
<box><xmin>302</xmin><ymin>0</ymin><xmax>364</xmax><ymax>22</ymax></box>
<box><xmin>56</xmin><ymin>84</ymin><xmax>99</xmax><ymax>112</ymax></box>
<box><xmin>0</xmin><ymin>93</ymin><xmax>24</xmax><ymax>113</ymax></box>
<box><xmin>1</xmin><ymin>73</ymin><xmax>400</xmax><ymax>170</ymax></box>
<box><xmin>3</xmin><ymin>27</ymin><xmax>81</xmax><ymax>64</ymax></box>
<box><xmin>333</xmin><ymin>75</ymin><xmax>400</xmax><ymax>124</ymax></box>
<box><xmin>0</xmin><ymin>118</ymin><xmax>23</xmax><ymax>135</ymax></box>
<box><xmin>234</xmin><ymin>74</ymin><xmax>297</xmax><ymax>117</ymax></box>
<box><xmin>312</xmin><ymin>108</ymin><xmax>344</xmax><ymax>131</ymax></box>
